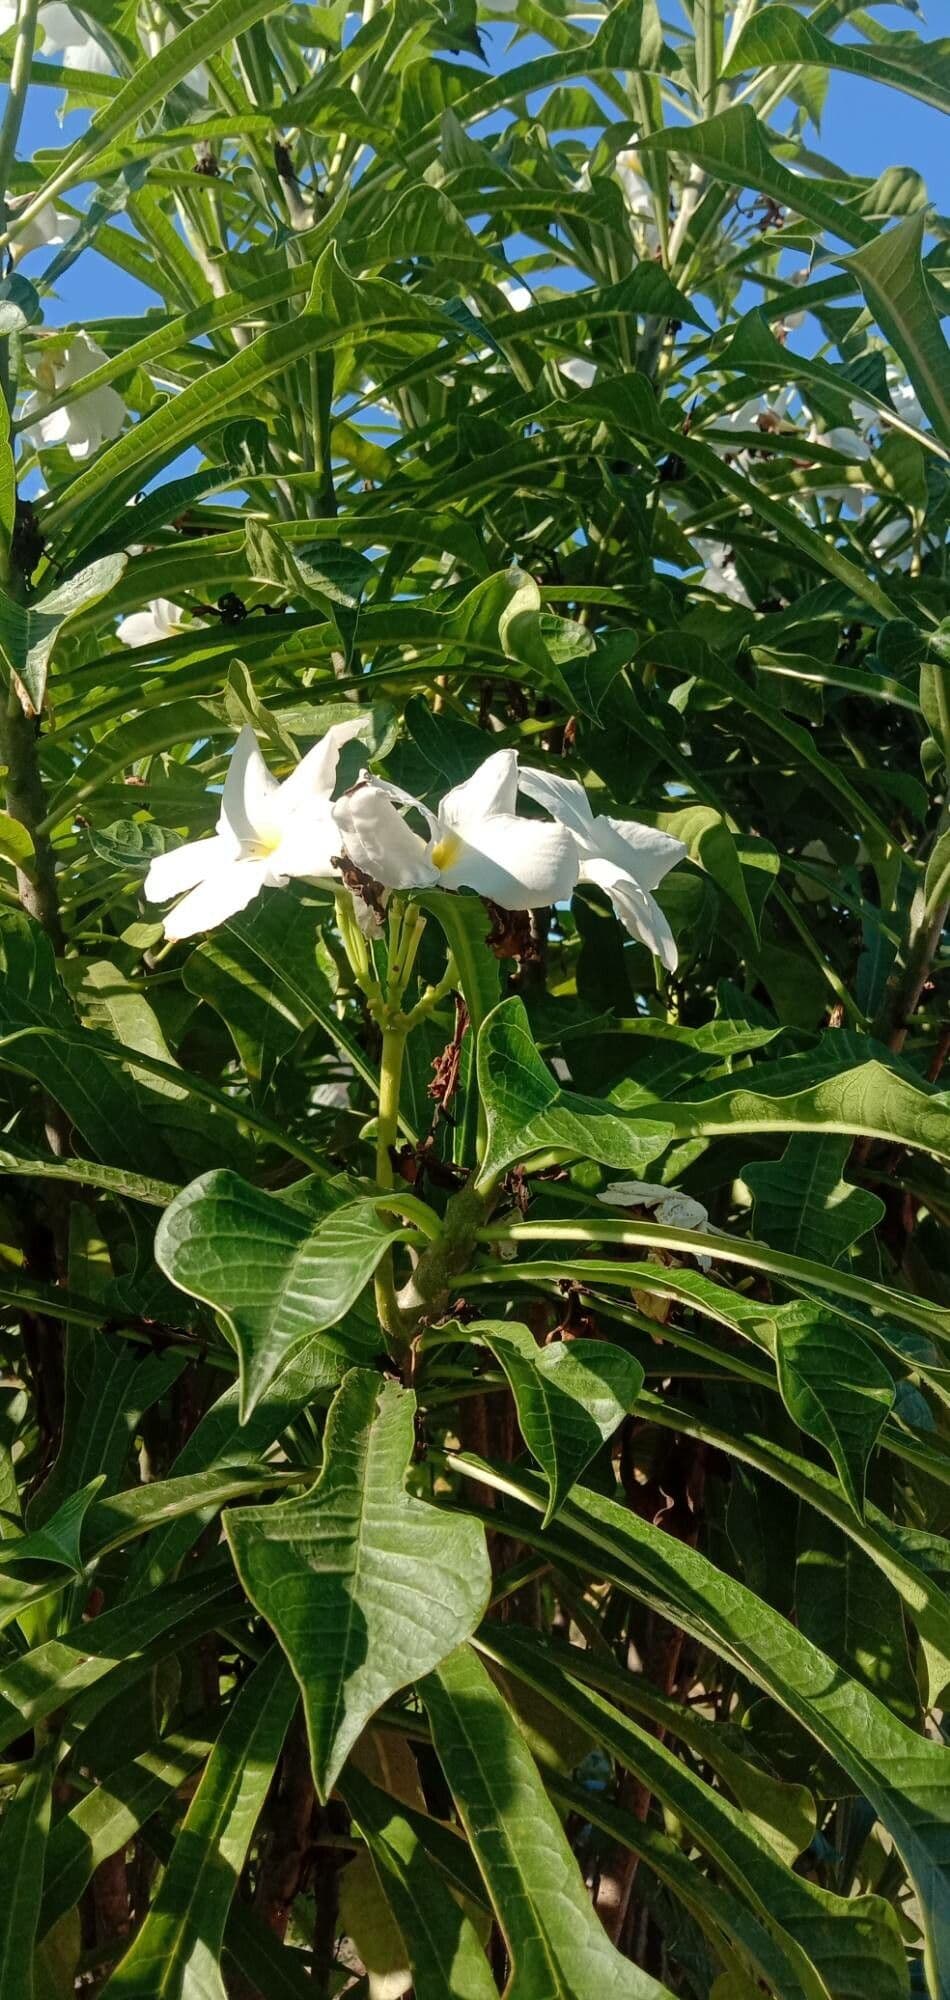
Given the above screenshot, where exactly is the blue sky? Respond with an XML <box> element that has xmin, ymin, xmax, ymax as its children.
<box><xmin>10</xmin><ymin>4</ymin><xmax>949</xmax><ymax>331</ymax></box>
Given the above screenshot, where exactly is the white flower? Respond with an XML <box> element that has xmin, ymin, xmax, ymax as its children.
<box><xmin>867</xmin><ymin>513</ymin><xmax>936</xmax><ymax>575</ymax></box>
<box><xmin>331</xmin><ymin>749</ymin><xmax>578</xmax><ymax>911</ymax></box>
<box><xmin>517</xmin><ymin>767</ymin><xmax>684</xmax><ymax>970</ymax></box>
<box><xmin>597</xmin><ymin>1179</ymin><xmax>711</xmax><ymax>1269</ymax></box>
<box><xmin>559</xmin><ymin>355</ymin><xmax>596</xmax><ymax>388</ymax></box>
<box><xmin>614</xmin><ymin>149</ymin><xmax>659</xmax><ymax>252</ymax></box>
<box><xmin>116</xmin><ymin>599</ymin><xmax>194</xmax><ymax>648</ymax></box>
<box><xmin>21</xmin><ymin>332</ymin><xmax>126</xmax><ymax>461</ymax></box>
<box><xmin>806</xmin><ymin>419</ymin><xmax>871</xmax><ymax>516</ymax></box>
<box><xmin>691</xmin><ymin>538</ymin><xmax>752</xmax><ymax>607</ymax></box>
<box><xmin>8</xmin><ymin>197</ymin><xmax>79</xmax><ymax>259</ymax></box>
<box><xmin>499</xmin><ymin>279</ymin><xmax>533</xmax><ymax>312</ymax></box>
<box><xmin>144</xmin><ymin>720</ymin><xmax>366</xmax><ymax>942</ymax></box>
<box><xmin>35</xmin><ymin>2</ymin><xmax>113</xmax><ymax>71</ymax></box>
<box><xmin>885</xmin><ymin>369</ymin><xmax>927</xmax><ymax>434</ymax></box>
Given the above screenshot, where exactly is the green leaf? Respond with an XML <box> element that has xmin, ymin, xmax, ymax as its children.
<box><xmin>845</xmin><ymin>212</ymin><xmax>950</xmax><ymax>447</ymax></box>
<box><xmin>476</xmin><ymin>997</ymin><xmax>673</xmax><ymax>1185</ymax></box>
<box><xmin>0</xmin><ymin>1566</ymin><xmax>238</xmax><ymax>1755</ymax></box>
<box><xmin>662</xmin><ymin>804</ymin><xmax>763</xmax><ymax>942</ymax></box>
<box><xmin>225</xmin><ymin>1371</ymin><xmax>491</xmax><ymax>1799</ymax></box>
<box><xmin>155</xmin><ymin>1174</ymin><xmax>391</xmax><ymax>1417</ymax></box>
<box><xmin>0</xmin><ymin>1475</ymin><xmax>104</xmax><ymax>1575</ymax></box>
<box><xmin>39</xmin><ymin>1733</ymin><xmax>209</xmax><ymax>1942</ymax></box>
<box><xmin>339</xmin><ymin>1769</ymin><xmax>497</xmax><ymax>2000</ymax></box>
<box><xmin>184</xmin><ymin>887</ymin><xmax>379</xmax><ymax>1092</ymax></box>
<box><xmin>123</xmin><ymin>1345</ymin><xmax>345</xmax><ymax>1597</ymax></box>
<box><xmin>86</xmin><ymin>820</ymin><xmax>179</xmax><ymax>870</ymax></box>
<box><xmin>743</xmin><ymin>1136</ymin><xmax>885</xmax><ymax>1265</ymax></box>
<box><xmin>424</xmin><ymin>1644</ymin><xmax>676</xmax><ymax>2000</ymax></box>
<box><xmin>0</xmin><ymin>809</ymin><xmax>33</xmax><ymax>868</ymax></box>
<box><xmin>103</xmin><ymin>1648</ymin><xmax>297</xmax><ymax>1999</ymax></box>
<box><xmin>724</xmin><ymin>9</ymin><xmax>950</xmax><ymax>120</ymax></box>
<box><xmin>776</xmin><ymin>1304</ymin><xmax>896</xmax><ymax>1515</ymax></box>
<box><xmin>0</xmin><ymin>555</ymin><xmax>126</xmax><ymax>714</ymax></box>
<box><xmin>478</xmin><ymin>1460</ymin><xmax>950</xmax><ymax>1997</ymax></box>
<box><xmin>6</xmin><ymin>0</ymin><xmax>297</xmax><ymax>232</ymax></box>
<box><xmin>641</xmin><ymin>104</ymin><xmax>877</xmax><ymax>248</ymax></box>
<box><xmin>655</xmin><ymin>1039</ymin><xmax>950</xmax><ymax>1164</ymax></box>
<box><xmin>796</xmin><ymin>1511</ymin><xmax>919</xmax><ymax>1725</ymax></box>
<box><xmin>0</xmin><ymin>910</ymin><xmax>181</xmax><ymax>1178</ymax></box>
<box><xmin>481</xmin><ymin>1624</ymin><xmax>907</xmax><ymax>2000</ymax></box>
<box><xmin>0</xmin><ymin>1757</ymin><xmax>53</xmax><ymax>2000</ymax></box>
<box><xmin>49</xmin><ymin>246</ymin><xmax>447</xmax><ymax>534</ymax></box>
<box><xmin>464</xmin><ymin>1319</ymin><xmax>642</xmax><ymax>1523</ymax></box>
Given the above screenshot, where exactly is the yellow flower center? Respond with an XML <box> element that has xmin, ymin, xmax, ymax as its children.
<box><xmin>431</xmin><ymin>831</ymin><xmax>463</xmax><ymax>872</ymax></box>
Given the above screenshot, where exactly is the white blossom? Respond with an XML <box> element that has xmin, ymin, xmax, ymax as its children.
<box><xmin>559</xmin><ymin>355</ymin><xmax>596</xmax><ymax>388</ymax></box>
<box><xmin>807</xmin><ymin>419</ymin><xmax>872</xmax><ymax>517</ymax></box>
<box><xmin>34</xmin><ymin>2</ymin><xmax>112</xmax><ymax>71</ymax></box>
<box><xmin>8</xmin><ymin>197</ymin><xmax>79</xmax><ymax>258</ymax></box>
<box><xmin>331</xmin><ymin>749</ymin><xmax>579</xmax><ymax>911</ymax></box>
<box><xmin>21</xmin><ymin>332</ymin><xmax>126</xmax><ymax>461</ymax></box>
<box><xmin>615</xmin><ymin>149</ymin><xmax>660</xmax><ymax>252</ymax></box>
<box><xmin>885</xmin><ymin>368</ymin><xmax>927</xmax><ymax>434</ymax></box>
<box><xmin>116</xmin><ymin>600</ymin><xmax>195</xmax><ymax>648</ymax></box>
<box><xmin>517</xmin><ymin>766</ymin><xmax>685</xmax><ymax>969</ymax></box>
<box><xmin>144</xmin><ymin>721</ymin><xmax>366</xmax><ymax>942</ymax></box>
<box><xmin>691</xmin><ymin>539</ymin><xmax>752</xmax><ymax>607</ymax></box>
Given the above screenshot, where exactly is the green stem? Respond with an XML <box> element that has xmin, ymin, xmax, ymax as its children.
<box><xmin>0</xmin><ymin>691</ymin><xmax>65</xmax><ymax>953</ymax></box>
<box><xmin>374</xmin><ymin>1021</ymin><xmax>409</xmax><ymax>1343</ymax></box>
<box><xmin>0</xmin><ymin>0</ymin><xmax>41</xmax><ymax>292</ymax></box>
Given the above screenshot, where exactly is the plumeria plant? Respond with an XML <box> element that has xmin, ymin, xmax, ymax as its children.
<box><xmin>0</xmin><ymin>0</ymin><xmax>948</xmax><ymax>1996</ymax></box>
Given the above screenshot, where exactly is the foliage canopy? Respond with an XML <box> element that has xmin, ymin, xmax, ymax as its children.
<box><xmin>0</xmin><ymin>0</ymin><xmax>948</xmax><ymax>1995</ymax></box>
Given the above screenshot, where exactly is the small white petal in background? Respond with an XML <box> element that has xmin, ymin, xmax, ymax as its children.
<box><xmin>518</xmin><ymin>767</ymin><xmax>685</xmax><ymax>970</ymax></box>
<box><xmin>332</xmin><ymin>749</ymin><xmax>579</xmax><ymax>911</ymax></box>
<box><xmin>598</xmin><ymin>1179</ymin><xmax>712</xmax><ymax>1270</ymax></box>
<box><xmin>21</xmin><ymin>332</ymin><xmax>126</xmax><ymax>462</ymax></box>
<box><xmin>885</xmin><ymin>367</ymin><xmax>927</xmax><ymax>434</ymax></box>
<box><xmin>116</xmin><ymin>600</ymin><xmax>194</xmax><ymax>648</ymax></box>
<box><xmin>7</xmin><ymin>196</ymin><xmax>80</xmax><ymax>259</ymax></box>
<box><xmin>499</xmin><ymin>279</ymin><xmax>534</xmax><ymax>312</ymax></box>
<box><xmin>806</xmin><ymin>417</ymin><xmax>872</xmax><ymax>518</ymax></box>
<box><xmin>691</xmin><ymin>538</ymin><xmax>753</xmax><ymax>608</ymax></box>
<box><xmin>36</xmin><ymin>2</ymin><xmax>113</xmax><ymax>71</ymax></box>
<box><xmin>145</xmin><ymin>720</ymin><xmax>367</xmax><ymax>942</ymax></box>
<box><xmin>614</xmin><ymin>148</ymin><xmax>660</xmax><ymax>253</ymax></box>
<box><xmin>559</xmin><ymin>355</ymin><xmax>596</xmax><ymax>388</ymax></box>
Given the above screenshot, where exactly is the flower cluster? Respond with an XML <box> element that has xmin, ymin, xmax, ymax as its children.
<box><xmin>144</xmin><ymin>726</ymin><xmax>685</xmax><ymax>963</ymax></box>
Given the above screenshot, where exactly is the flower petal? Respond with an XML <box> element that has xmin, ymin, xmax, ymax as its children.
<box><xmin>582</xmin><ymin>857</ymin><xmax>678</xmax><ymax>970</ymax></box>
<box><xmin>144</xmin><ymin>834</ymin><xmax>232</xmax><ymax>907</ymax></box>
<box><xmin>441</xmin><ymin>813</ymin><xmax>578</xmax><ymax>908</ymax></box>
<box><xmin>116</xmin><ymin>611</ymin><xmax>160</xmax><ymax>648</ymax></box>
<box><xmin>440</xmin><ymin>748</ymin><xmax>519</xmax><ymax>831</ymax></box>
<box><xmin>600</xmin><ymin>817</ymin><xmax>686</xmax><ymax>892</ymax></box>
<box><xmin>271</xmin><ymin>806</ymin><xmax>340</xmax><ymax>883</ymax></box>
<box><xmin>161</xmin><ymin>857</ymin><xmax>271</xmax><ymax>941</ymax></box>
<box><xmin>218</xmin><ymin>726</ymin><xmax>278</xmax><ymax>846</ymax></box>
<box><xmin>272</xmin><ymin>717</ymin><xmax>366</xmax><ymax>828</ymax></box>
<box><xmin>331</xmin><ymin>786</ymin><xmax>435</xmax><ymax>891</ymax></box>
<box><xmin>518</xmin><ymin>767</ymin><xmax>595</xmax><ymax>845</ymax></box>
